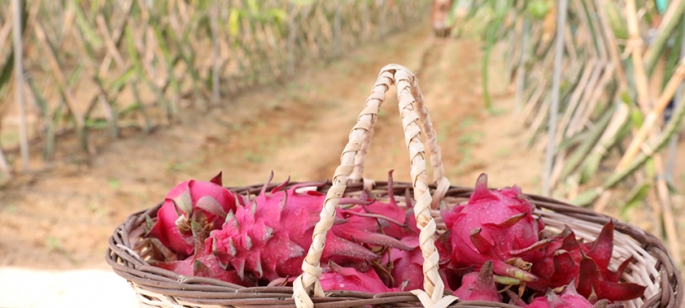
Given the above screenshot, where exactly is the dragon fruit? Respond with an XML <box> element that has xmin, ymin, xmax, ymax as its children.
<box><xmin>320</xmin><ymin>261</ymin><xmax>398</xmax><ymax>293</ymax></box>
<box><xmin>530</xmin><ymin>221</ymin><xmax>645</xmax><ymax>302</ymax></box>
<box><xmin>526</xmin><ymin>283</ymin><xmax>595</xmax><ymax>308</ymax></box>
<box><xmin>442</xmin><ymin>174</ymin><xmax>545</xmax><ymax>283</ymax></box>
<box><xmin>453</xmin><ymin>260</ymin><xmax>502</xmax><ymax>302</ymax></box>
<box><xmin>528</xmin><ymin>226</ymin><xmax>583</xmax><ymax>290</ymax></box>
<box><xmin>208</xmin><ymin>173</ymin><xmax>410</xmax><ymax>282</ymax></box>
<box><xmin>575</xmin><ymin>222</ymin><xmax>645</xmax><ymax>302</ymax></box>
<box><xmin>150</xmin><ymin>219</ymin><xmax>248</xmax><ymax>285</ymax></box>
<box><xmin>355</xmin><ymin>171</ymin><xmax>426</xmax><ymax>291</ymax></box>
<box><xmin>334</xmin><ymin>206</ymin><xmax>412</xmax><ymax>251</ymax></box>
<box><xmin>524</xmin><ymin>281</ymin><xmax>626</xmax><ymax>308</ymax></box>
<box><xmin>383</xmin><ymin>236</ymin><xmax>424</xmax><ymax>291</ymax></box>
<box><xmin>577</xmin><ymin>251</ymin><xmax>645</xmax><ymax>302</ymax></box>
<box><xmin>140</xmin><ymin>170</ymin><xmax>649</xmax><ymax>306</ymax></box>
<box><xmin>148</xmin><ymin>172</ymin><xmax>240</xmax><ymax>256</ymax></box>
<box><xmin>357</xmin><ymin>171</ymin><xmax>420</xmax><ymax>239</ymax></box>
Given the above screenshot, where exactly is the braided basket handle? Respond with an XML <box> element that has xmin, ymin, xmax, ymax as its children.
<box><xmin>348</xmin><ymin>65</ymin><xmax>450</xmax><ymax>209</ymax></box>
<box><xmin>292</xmin><ymin>65</ymin><xmax>458</xmax><ymax>308</ymax></box>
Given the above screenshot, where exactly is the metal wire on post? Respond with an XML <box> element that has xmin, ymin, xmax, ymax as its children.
<box><xmin>543</xmin><ymin>0</ymin><xmax>568</xmax><ymax>196</ymax></box>
<box><xmin>333</xmin><ymin>3</ymin><xmax>341</xmax><ymax>57</ymax></box>
<box><xmin>210</xmin><ymin>0</ymin><xmax>220</xmax><ymax>104</ymax></box>
<box><xmin>12</xmin><ymin>0</ymin><xmax>29</xmax><ymax>172</ymax></box>
<box><xmin>379</xmin><ymin>0</ymin><xmax>387</xmax><ymax>38</ymax></box>
<box><xmin>666</xmin><ymin>15</ymin><xmax>685</xmax><ymax>182</ymax></box>
<box><xmin>514</xmin><ymin>16</ymin><xmax>529</xmax><ymax>115</ymax></box>
<box><xmin>361</xmin><ymin>0</ymin><xmax>369</xmax><ymax>40</ymax></box>
<box><xmin>287</xmin><ymin>2</ymin><xmax>296</xmax><ymax>76</ymax></box>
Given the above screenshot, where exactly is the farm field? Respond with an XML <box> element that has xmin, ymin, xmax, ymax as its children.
<box><xmin>0</xmin><ymin>25</ymin><xmax>684</xmax><ymax>307</ymax></box>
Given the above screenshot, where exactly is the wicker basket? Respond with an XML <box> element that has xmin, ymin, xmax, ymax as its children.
<box><xmin>107</xmin><ymin>65</ymin><xmax>683</xmax><ymax>308</ymax></box>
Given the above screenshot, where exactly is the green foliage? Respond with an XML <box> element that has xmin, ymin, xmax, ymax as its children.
<box><xmin>526</xmin><ymin>0</ymin><xmax>552</xmax><ymax>20</ymax></box>
<box><xmin>0</xmin><ymin>0</ymin><xmax>429</xmax><ymax>162</ymax></box>
<box><xmin>619</xmin><ymin>183</ymin><xmax>651</xmax><ymax>221</ymax></box>
<box><xmin>0</xmin><ymin>0</ymin><xmax>28</xmax><ymax>95</ymax></box>
<box><xmin>603</xmin><ymin>1</ymin><xmax>628</xmax><ymax>40</ymax></box>
<box><xmin>290</xmin><ymin>0</ymin><xmax>316</xmax><ymax>5</ymax></box>
<box><xmin>458</xmin><ymin>116</ymin><xmax>476</xmax><ymax>129</ymax></box>
<box><xmin>107</xmin><ymin>177</ymin><xmax>121</xmax><ymax>190</ymax></box>
<box><xmin>558</xmin><ymin>104</ymin><xmax>614</xmax><ymax>181</ymax></box>
<box><xmin>46</xmin><ymin>237</ymin><xmax>66</xmax><ymax>252</ymax></box>
<box><xmin>227</xmin><ymin>1</ymin><xmax>288</xmax><ymax>38</ymax></box>
<box><xmin>71</xmin><ymin>0</ymin><xmax>103</xmax><ymax>49</ymax></box>
<box><xmin>470</xmin><ymin>0</ymin><xmax>514</xmax><ymax>112</ymax></box>
<box><xmin>630</xmin><ymin>107</ymin><xmax>644</xmax><ymax>129</ymax></box>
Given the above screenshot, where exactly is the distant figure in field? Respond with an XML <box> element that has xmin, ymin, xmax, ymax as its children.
<box><xmin>432</xmin><ymin>0</ymin><xmax>454</xmax><ymax>38</ymax></box>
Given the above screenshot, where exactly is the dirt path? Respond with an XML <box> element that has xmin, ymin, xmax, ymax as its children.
<box><xmin>0</xmin><ymin>26</ymin><xmax>548</xmax><ymax>306</ymax></box>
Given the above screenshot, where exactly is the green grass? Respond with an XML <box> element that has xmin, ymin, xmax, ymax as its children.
<box><xmin>87</xmin><ymin>203</ymin><xmax>108</xmax><ymax>217</ymax></box>
<box><xmin>244</xmin><ymin>151</ymin><xmax>265</xmax><ymax>163</ymax></box>
<box><xmin>458</xmin><ymin>116</ymin><xmax>476</xmax><ymax>129</ymax></box>
<box><xmin>0</xmin><ymin>132</ymin><xmax>19</xmax><ymax>148</ymax></box>
<box><xmin>449</xmin><ymin>147</ymin><xmax>474</xmax><ymax>176</ymax></box>
<box><xmin>495</xmin><ymin>147</ymin><xmax>511</xmax><ymax>157</ymax></box>
<box><xmin>45</xmin><ymin>237</ymin><xmax>65</xmax><ymax>252</ymax></box>
<box><xmin>107</xmin><ymin>177</ymin><xmax>121</xmax><ymax>190</ymax></box>
<box><xmin>167</xmin><ymin>158</ymin><xmax>203</xmax><ymax>172</ymax></box>
<box><xmin>2</xmin><ymin>204</ymin><xmax>16</xmax><ymax>214</ymax></box>
<box><xmin>378</xmin><ymin>109</ymin><xmax>387</xmax><ymax>119</ymax></box>
<box><xmin>457</xmin><ymin>131</ymin><xmax>484</xmax><ymax>147</ymax></box>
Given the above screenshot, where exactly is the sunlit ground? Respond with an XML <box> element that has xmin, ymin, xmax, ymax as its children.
<box><xmin>0</xmin><ymin>268</ymin><xmax>136</xmax><ymax>308</ymax></box>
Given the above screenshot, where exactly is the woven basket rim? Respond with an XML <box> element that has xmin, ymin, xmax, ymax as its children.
<box><xmin>106</xmin><ymin>180</ymin><xmax>684</xmax><ymax>308</ymax></box>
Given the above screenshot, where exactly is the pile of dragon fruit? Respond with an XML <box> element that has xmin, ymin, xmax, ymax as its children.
<box><xmin>139</xmin><ymin>171</ymin><xmax>646</xmax><ymax>307</ymax></box>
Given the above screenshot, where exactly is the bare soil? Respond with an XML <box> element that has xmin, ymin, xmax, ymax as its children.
<box><xmin>0</xmin><ymin>26</ymin><xmax>683</xmax><ymax>307</ymax></box>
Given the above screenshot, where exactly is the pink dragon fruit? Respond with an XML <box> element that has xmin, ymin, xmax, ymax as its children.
<box><xmin>526</xmin><ymin>284</ymin><xmax>593</xmax><ymax>308</ymax></box>
<box><xmin>453</xmin><ymin>260</ymin><xmax>502</xmax><ymax>302</ymax></box>
<box><xmin>148</xmin><ymin>172</ymin><xmax>240</xmax><ymax>256</ymax></box>
<box><xmin>358</xmin><ymin>171</ymin><xmax>426</xmax><ymax>291</ymax></box>
<box><xmin>208</xmin><ymin>173</ymin><xmax>410</xmax><ymax>282</ymax></box>
<box><xmin>150</xmin><ymin>220</ymin><xmax>249</xmax><ymax>285</ymax></box>
<box><xmin>320</xmin><ymin>261</ymin><xmax>398</xmax><ymax>293</ymax></box>
<box><xmin>334</xmin><ymin>206</ymin><xmax>412</xmax><ymax>251</ymax></box>
<box><xmin>357</xmin><ymin>171</ymin><xmax>420</xmax><ymax>239</ymax></box>
<box><xmin>441</xmin><ymin>174</ymin><xmax>545</xmax><ymax>284</ymax></box>
<box><xmin>576</xmin><ymin>222</ymin><xmax>645</xmax><ymax>302</ymax></box>
<box><xmin>529</xmin><ymin>221</ymin><xmax>645</xmax><ymax>302</ymax></box>
<box><xmin>577</xmin><ymin>251</ymin><xmax>645</xmax><ymax>302</ymax></box>
<box><xmin>379</xmin><ymin>203</ymin><xmax>450</xmax><ymax>291</ymax></box>
<box><xmin>523</xmin><ymin>281</ymin><xmax>626</xmax><ymax>308</ymax></box>
<box><xmin>528</xmin><ymin>226</ymin><xmax>583</xmax><ymax>290</ymax></box>
<box><xmin>383</xmin><ymin>236</ymin><xmax>424</xmax><ymax>291</ymax></box>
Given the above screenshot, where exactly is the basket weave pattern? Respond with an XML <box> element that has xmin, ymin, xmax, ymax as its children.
<box><xmin>107</xmin><ymin>65</ymin><xmax>683</xmax><ymax>308</ymax></box>
<box><xmin>107</xmin><ymin>182</ymin><xmax>683</xmax><ymax>307</ymax></box>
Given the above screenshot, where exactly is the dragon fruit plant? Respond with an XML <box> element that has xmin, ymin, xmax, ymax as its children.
<box><xmin>142</xmin><ymin>171</ymin><xmax>647</xmax><ymax>306</ymax></box>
